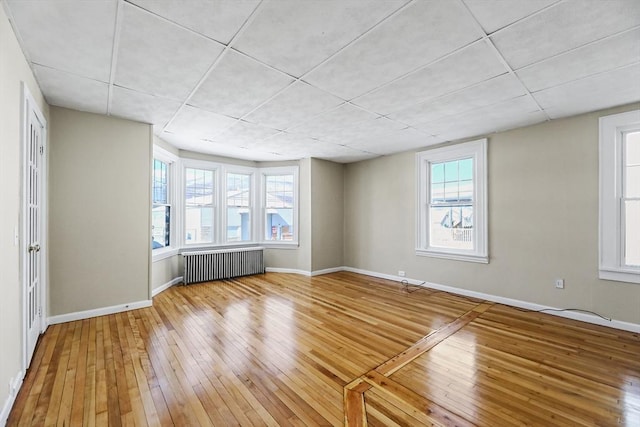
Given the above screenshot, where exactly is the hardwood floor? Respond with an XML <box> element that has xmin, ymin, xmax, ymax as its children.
<box><xmin>8</xmin><ymin>272</ymin><xmax>640</xmax><ymax>426</ymax></box>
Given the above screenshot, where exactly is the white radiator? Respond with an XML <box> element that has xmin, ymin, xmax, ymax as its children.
<box><xmin>182</xmin><ymin>247</ymin><xmax>265</xmax><ymax>285</ymax></box>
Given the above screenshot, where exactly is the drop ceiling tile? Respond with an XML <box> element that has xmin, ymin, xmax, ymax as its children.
<box><xmin>289</xmin><ymin>104</ymin><xmax>405</xmax><ymax>143</ymax></box>
<box><xmin>127</xmin><ymin>0</ymin><xmax>259</xmax><ymax>44</ymax></box>
<box><xmin>491</xmin><ymin>0</ymin><xmax>640</xmax><ymax>69</ymax></box>
<box><xmin>34</xmin><ymin>65</ymin><xmax>108</xmax><ymax>115</ymax></box>
<box><xmin>259</xmin><ymin>133</ymin><xmax>376</xmax><ymax>162</ymax></box>
<box><xmin>6</xmin><ymin>0</ymin><xmax>116</xmax><ymax>81</ymax></box>
<box><xmin>166</xmin><ymin>105</ymin><xmax>238</xmax><ymax>140</ymax></box>
<box><xmin>213</xmin><ymin>121</ymin><xmax>281</xmax><ymax>147</ymax></box>
<box><xmin>347</xmin><ymin>128</ymin><xmax>443</xmax><ymax>155</ymax></box>
<box><xmin>244</xmin><ymin>81</ymin><xmax>345</xmax><ymax>130</ymax></box>
<box><xmin>463</xmin><ymin>0</ymin><xmax>558</xmax><ymax>34</ymax></box>
<box><xmin>110</xmin><ymin>86</ymin><xmax>181</xmax><ymax>127</ymax></box>
<box><xmin>517</xmin><ymin>28</ymin><xmax>640</xmax><ymax>92</ymax></box>
<box><xmin>305</xmin><ymin>1</ymin><xmax>480</xmax><ymax>100</ymax></box>
<box><xmin>189</xmin><ymin>50</ymin><xmax>294</xmax><ymax>118</ymax></box>
<box><xmin>233</xmin><ymin>0</ymin><xmax>408</xmax><ymax>76</ymax></box>
<box><xmin>115</xmin><ymin>3</ymin><xmax>224</xmax><ymax>100</ymax></box>
<box><xmin>161</xmin><ymin>131</ymin><xmax>282</xmax><ymax>161</ymax></box>
<box><xmin>419</xmin><ymin>95</ymin><xmax>546</xmax><ymax>140</ymax></box>
<box><xmin>353</xmin><ymin>41</ymin><xmax>507</xmax><ymax>115</ymax></box>
<box><xmin>532</xmin><ymin>63</ymin><xmax>640</xmax><ymax>119</ymax></box>
<box><xmin>388</xmin><ymin>73</ymin><xmax>526</xmax><ymax>126</ymax></box>
<box><xmin>288</xmin><ymin>104</ymin><xmax>376</xmax><ymax>139</ymax></box>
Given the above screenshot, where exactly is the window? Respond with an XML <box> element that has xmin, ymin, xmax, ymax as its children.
<box><xmin>599</xmin><ymin>110</ymin><xmax>640</xmax><ymax>283</ymax></box>
<box><xmin>184</xmin><ymin>166</ymin><xmax>215</xmax><ymax>245</ymax></box>
<box><xmin>152</xmin><ymin>158</ymin><xmax>170</xmax><ymax>250</ymax></box>
<box><xmin>262</xmin><ymin>168</ymin><xmax>298</xmax><ymax>243</ymax></box>
<box><xmin>416</xmin><ymin>139</ymin><xmax>488</xmax><ymax>263</ymax></box>
<box><xmin>226</xmin><ymin>172</ymin><xmax>252</xmax><ymax>242</ymax></box>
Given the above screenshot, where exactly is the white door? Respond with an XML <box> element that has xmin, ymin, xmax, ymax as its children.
<box><xmin>24</xmin><ymin>98</ymin><xmax>44</xmax><ymax>367</ymax></box>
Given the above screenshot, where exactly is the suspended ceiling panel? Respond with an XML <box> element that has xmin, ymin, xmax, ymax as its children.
<box><xmin>4</xmin><ymin>0</ymin><xmax>640</xmax><ymax>163</ymax></box>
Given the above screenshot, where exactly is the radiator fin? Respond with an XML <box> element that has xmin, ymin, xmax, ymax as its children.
<box><xmin>182</xmin><ymin>247</ymin><xmax>264</xmax><ymax>285</ymax></box>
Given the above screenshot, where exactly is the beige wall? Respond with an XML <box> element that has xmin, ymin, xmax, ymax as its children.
<box><xmin>345</xmin><ymin>103</ymin><xmax>640</xmax><ymax>325</ymax></box>
<box><xmin>0</xmin><ymin>3</ymin><xmax>49</xmax><ymax>416</ymax></box>
<box><xmin>49</xmin><ymin>107</ymin><xmax>151</xmax><ymax>315</ymax></box>
<box><xmin>152</xmin><ymin>255</ymin><xmax>180</xmax><ymax>291</ymax></box>
<box><xmin>311</xmin><ymin>158</ymin><xmax>345</xmax><ymax>271</ymax></box>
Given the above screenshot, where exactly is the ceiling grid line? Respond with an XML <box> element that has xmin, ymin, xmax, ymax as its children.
<box><xmin>457</xmin><ymin>0</ymin><xmax>551</xmax><ymax>121</ymax></box>
<box><xmin>106</xmin><ymin>0</ymin><xmax>125</xmax><ymax>116</ymax></box>
<box><xmin>160</xmin><ymin>0</ymin><xmax>267</xmax><ymax>134</ymax></box>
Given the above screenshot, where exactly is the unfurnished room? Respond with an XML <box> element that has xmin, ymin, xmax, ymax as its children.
<box><xmin>0</xmin><ymin>0</ymin><xmax>639</xmax><ymax>426</ymax></box>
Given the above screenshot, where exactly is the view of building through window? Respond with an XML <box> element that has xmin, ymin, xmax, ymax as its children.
<box><xmin>429</xmin><ymin>158</ymin><xmax>473</xmax><ymax>250</ymax></box>
<box><xmin>152</xmin><ymin>159</ymin><xmax>170</xmax><ymax>249</ymax></box>
<box><xmin>265</xmin><ymin>174</ymin><xmax>294</xmax><ymax>241</ymax></box>
<box><xmin>624</xmin><ymin>131</ymin><xmax>640</xmax><ymax>266</ymax></box>
<box><xmin>227</xmin><ymin>172</ymin><xmax>251</xmax><ymax>242</ymax></box>
<box><xmin>185</xmin><ymin>167</ymin><xmax>215</xmax><ymax>244</ymax></box>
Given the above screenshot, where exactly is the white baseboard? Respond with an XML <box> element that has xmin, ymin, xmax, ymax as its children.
<box><xmin>265</xmin><ymin>266</ymin><xmax>346</xmax><ymax>277</ymax></box>
<box><xmin>265</xmin><ymin>267</ymin><xmax>311</xmax><ymax>276</ymax></box>
<box><xmin>342</xmin><ymin>267</ymin><xmax>640</xmax><ymax>334</ymax></box>
<box><xmin>47</xmin><ymin>300</ymin><xmax>153</xmax><ymax>325</ymax></box>
<box><xmin>1</xmin><ymin>370</ymin><xmax>23</xmax><ymax>427</ymax></box>
<box><xmin>152</xmin><ymin>276</ymin><xmax>183</xmax><ymax>297</ymax></box>
<box><xmin>311</xmin><ymin>267</ymin><xmax>345</xmax><ymax>276</ymax></box>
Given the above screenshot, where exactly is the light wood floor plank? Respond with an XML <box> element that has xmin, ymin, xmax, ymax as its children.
<box><xmin>8</xmin><ymin>272</ymin><xmax>639</xmax><ymax>426</ymax></box>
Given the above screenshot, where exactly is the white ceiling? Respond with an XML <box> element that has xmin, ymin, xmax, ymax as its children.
<box><xmin>4</xmin><ymin>0</ymin><xmax>640</xmax><ymax>163</ymax></box>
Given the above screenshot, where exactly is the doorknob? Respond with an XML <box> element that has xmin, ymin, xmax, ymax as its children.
<box><xmin>28</xmin><ymin>244</ymin><xmax>40</xmax><ymax>253</ymax></box>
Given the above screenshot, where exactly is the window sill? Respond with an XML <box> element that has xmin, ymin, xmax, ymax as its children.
<box><xmin>599</xmin><ymin>268</ymin><xmax>640</xmax><ymax>284</ymax></box>
<box><xmin>262</xmin><ymin>241</ymin><xmax>299</xmax><ymax>250</ymax></box>
<box><xmin>152</xmin><ymin>247</ymin><xmax>180</xmax><ymax>262</ymax></box>
<box><xmin>416</xmin><ymin>248</ymin><xmax>488</xmax><ymax>264</ymax></box>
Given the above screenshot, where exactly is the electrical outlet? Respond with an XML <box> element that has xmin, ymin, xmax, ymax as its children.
<box><xmin>555</xmin><ymin>279</ymin><xmax>564</xmax><ymax>289</ymax></box>
<box><xmin>398</xmin><ymin>271</ymin><xmax>406</xmax><ymax>277</ymax></box>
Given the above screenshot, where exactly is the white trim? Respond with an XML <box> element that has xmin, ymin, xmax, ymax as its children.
<box><xmin>47</xmin><ymin>300</ymin><xmax>152</xmax><ymax>325</ymax></box>
<box><xmin>416</xmin><ymin>139</ymin><xmax>488</xmax><ymax>263</ymax></box>
<box><xmin>20</xmin><ymin>82</ymin><xmax>48</xmax><ymax>372</ymax></box>
<box><xmin>311</xmin><ymin>267</ymin><xmax>345</xmax><ymax>276</ymax></box>
<box><xmin>152</xmin><ymin>277</ymin><xmax>183</xmax><ymax>297</ymax></box>
<box><xmin>265</xmin><ymin>267</ymin><xmax>311</xmax><ymax>276</ymax></box>
<box><xmin>152</xmin><ymin>247</ymin><xmax>180</xmax><ymax>262</ymax></box>
<box><xmin>599</xmin><ymin>109</ymin><xmax>640</xmax><ymax>284</ymax></box>
<box><xmin>341</xmin><ymin>267</ymin><xmax>640</xmax><ymax>334</ymax></box>
<box><xmin>415</xmin><ymin>249</ymin><xmax>488</xmax><ymax>264</ymax></box>
<box><xmin>0</xmin><ymin>371</ymin><xmax>24</xmax><ymax>427</ymax></box>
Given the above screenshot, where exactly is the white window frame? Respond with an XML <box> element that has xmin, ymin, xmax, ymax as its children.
<box><xmin>182</xmin><ymin>159</ymin><xmax>220</xmax><ymax>247</ymax></box>
<box><xmin>152</xmin><ymin>147</ymin><xmax>179</xmax><ymax>262</ymax></box>
<box><xmin>599</xmin><ymin>109</ymin><xmax>640</xmax><ymax>284</ymax></box>
<box><xmin>223</xmin><ymin>165</ymin><xmax>256</xmax><ymax>245</ymax></box>
<box><xmin>416</xmin><ymin>139</ymin><xmax>488</xmax><ymax>263</ymax></box>
<box><xmin>260</xmin><ymin>166</ymin><xmax>299</xmax><ymax>247</ymax></box>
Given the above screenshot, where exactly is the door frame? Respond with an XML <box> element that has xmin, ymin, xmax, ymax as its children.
<box><xmin>21</xmin><ymin>82</ymin><xmax>48</xmax><ymax>370</ymax></box>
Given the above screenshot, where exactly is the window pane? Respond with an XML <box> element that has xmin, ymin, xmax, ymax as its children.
<box><xmin>186</xmin><ymin>167</ymin><xmax>214</xmax><ymax>205</ymax></box>
<box><xmin>153</xmin><ymin>159</ymin><xmax>168</xmax><ymax>204</ymax></box>
<box><xmin>625</xmin><ymin>131</ymin><xmax>640</xmax><ymax>198</ymax></box>
<box><xmin>227</xmin><ymin>207</ymin><xmax>251</xmax><ymax>242</ymax></box>
<box><xmin>185</xmin><ymin>206</ymin><xmax>214</xmax><ymax>244</ymax></box>
<box><xmin>444</xmin><ymin>181</ymin><xmax>458</xmax><ymax>201</ymax></box>
<box><xmin>624</xmin><ymin>200</ymin><xmax>640</xmax><ymax>267</ymax></box>
<box><xmin>265</xmin><ymin>208</ymin><xmax>294</xmax><ymax>241</ymax></box>
<box><xmin>431</xmin><ymin>183</ymin><xmax>445</xmax><ymax>203</ymax></box>
<box><xmin>431</xmin><ymin>163</ymin><xmax>444</xmax><ymax>184</ymax></box>
<box><xmin>429</xmin><ymin>205</ymin><xmax>473</xmax><ymax>250</ymax></box>
<box><xmin>444</xmin><ymin>160</ymin><xmax>458</xmax><ymax>182</ymax></box>
<box><xmin>459</xmin><ymin>158</ymin><xmax>473</xmax><ymax>181</ymax></box>
<box><xmin>227</xmin><ymin>173</ymin><xmax>250</xmax><ymax>207</ymax></box>
<box><xmin>152</xmin><ymin>205</ymin><xmax>170</xmax><ymax>249</ymax></box>
<box><xmin>265</xmin><ymin>174</ymin><xmax>294</xmax><ymax>208</ymax></box>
